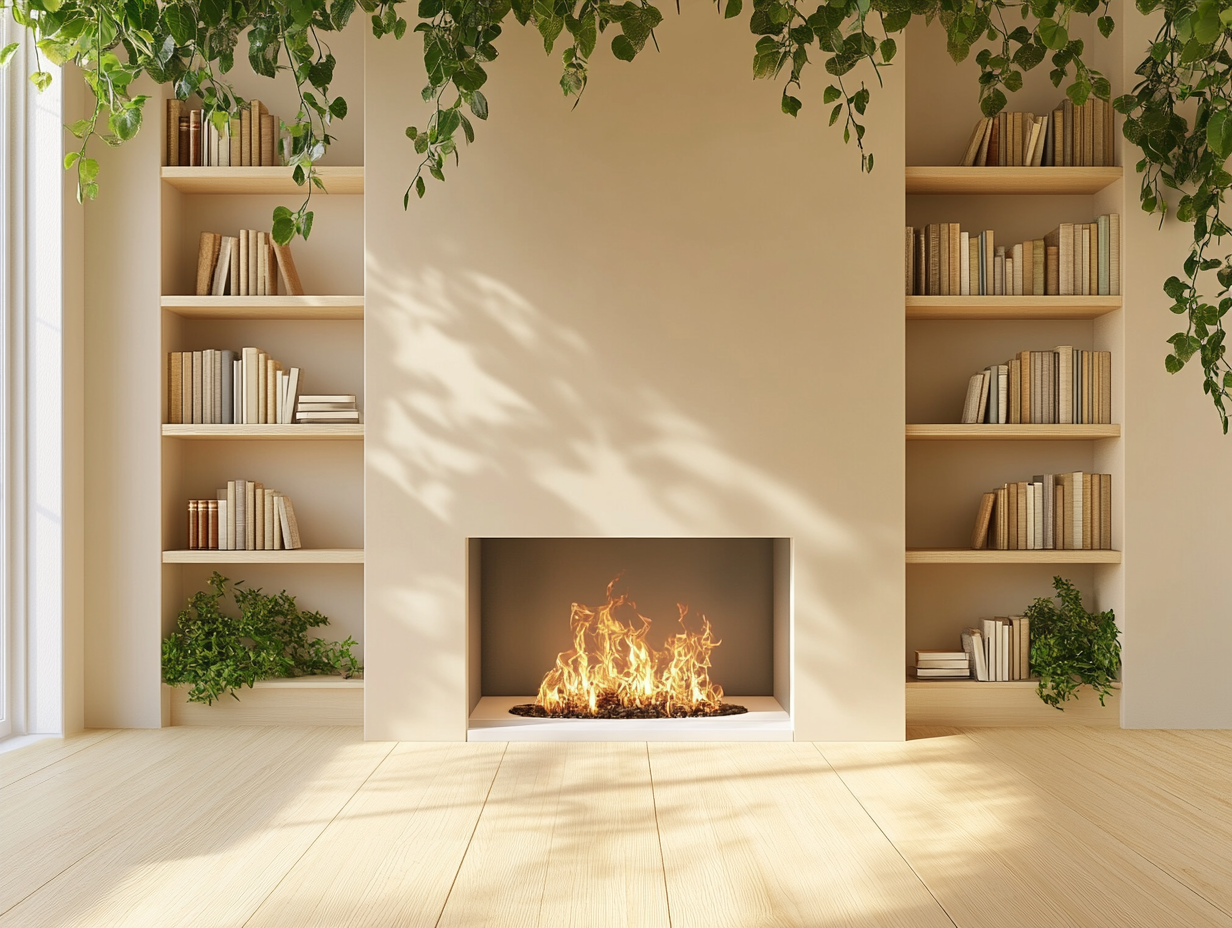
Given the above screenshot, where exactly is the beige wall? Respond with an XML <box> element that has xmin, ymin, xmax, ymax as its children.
<box><xmin>364</xmin><ymin>7</ymin><xmax>907</xmax><ymax>740</ymax></box>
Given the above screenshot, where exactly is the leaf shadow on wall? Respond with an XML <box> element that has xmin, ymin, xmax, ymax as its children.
<box><xmin>365</xmin><ymin>259</ymin><xmax>902</xmax><ymax>732</ymax></box>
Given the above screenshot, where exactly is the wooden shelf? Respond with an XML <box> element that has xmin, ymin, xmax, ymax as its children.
<box><xmin>162</xmin><ymin>424</ymin><xmax>362</xmax><ymax>440</ymax></box>
<box><xmin>163</xmin><ymin>548</ymin><xmax>364</xmax><ymax>564</ymax></box>
<box><xmin>160</xmin><ymin>166</ymin><xmax>364</xmax><ymax>195</ymax></box>
<box><xmin>906</xmin><ymin>295</ymin><xmax>1121</xmax><ymax>320</ymax></box>
<box><xmin>905</xmin><ymin>166</ymin><xmax>1122</xmax><ymax>195</ymax></box>
<box><xmin>161</xmin><ymin>295</ymin><xmax>364</xmax><ymax>320</ymax></box>
<box><xmin>906</xmin><ymin>675</ymin><xmax>1120</xmax><ymax>727</ymax></box>
<box><xmin>169</xmin><ymin>675</ymin><xmax>363</xmax><ymax>726</ymax></box>
<box><xmin>907</xmin><ymin>548</ymin><xmax>1121</xmax><ymax>564</ymax></box>
<box><xmin>907</xmin><ymin>424</ymin><xmax>1120</xmax><ymax>440</ymax></box>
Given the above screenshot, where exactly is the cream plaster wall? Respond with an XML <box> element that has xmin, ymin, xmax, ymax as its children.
<box><xmin>363</xmin><ymin>8</ymin><xmax>907</xmax><ymax>741</ymax></box>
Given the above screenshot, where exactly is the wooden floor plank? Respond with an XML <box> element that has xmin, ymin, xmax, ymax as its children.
<box><xmin>966</xmin><ymin>728</ymin><xmax>1232</xmax><ymax>917</ymax></box>
<box><xmin>246</xmin><ymin>742</ymin><xmax>506</xmax><ymax>928</ymax></box>
<box><xmin>436</xmin><ymin>742</ymin><xmax>670</xmax><ymax>928</ymax></box>
<box><xmin>0</xmin><ymin>730</ymin><xmax>119</xmax><ymax>789</ymax></box>
<box><xmin>0</xmin><ymin>728</ymin><xmax>390</xmax><ymax>928</ymax></box>
<box><xmin>818</xmin><ymin>733</ymin><xmax>1232</xmax><ymax>928</ymax></box>
<box><xmin>650</xmin><ymin>742</ymin><xmax>952</xmax><ymax>928</ymax></box>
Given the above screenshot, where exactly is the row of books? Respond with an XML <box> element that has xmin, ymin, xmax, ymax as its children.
<box><xmin>970</xmin><ymin>472</ymin><xmax>1113</xmax><ymax>551</ymax></box>
<box><xmin>186</xmin><ymin>480</ymin><xmax>303</xmax><ymax>550</ymax></box>
<box><xmin>906</xmin><ymin>215</ymin><xmax>1121</xmax><ymax>297</ymax></box>
<box><xmin>296</xmin><ymin>396</ymin><xmax>361</xmax><ymax>423</ymax></box>
<box><xmin>196</xmin><ymin>230</ymin><xmax>304</xmax><ymax>297</ymax></box>
<box><xmin>167</xmin><ymin>348</ymin><xmax>302</xmax><ymax>425</ymax></box>
<box><xmin>964</xmin><ymin>617</ymin><xmax>1031</xmax><ymax>681</ymax></box>
<box><xmin>958</xmin><ymin>98</ymin><xmax>1116</xmax><ymax>167</ymax></box>
<box><xmin>960</xmin><ymin>348</ymin><xmax>1112</xmax><ymax>425</ymax></box>
<box><xmin>167</xmin><ymin>99</ymin><xmax>285</xmax><ymax>167</ymax></box>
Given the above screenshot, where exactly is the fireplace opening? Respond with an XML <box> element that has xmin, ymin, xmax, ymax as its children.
<box><xmin>466</xmin><ymin>537</ymin><xmax>792</xmax><ymax>741</ymax></box>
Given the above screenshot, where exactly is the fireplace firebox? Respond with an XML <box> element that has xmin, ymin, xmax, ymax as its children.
<box><xmin>466</xmin><ymin>537</ymin><xmax>792</xmax><ymax>741</ymax></box>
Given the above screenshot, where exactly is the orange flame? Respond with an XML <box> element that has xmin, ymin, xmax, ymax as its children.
<box><xmin>535</xmin><ymin>577</ymin><xmax>727</xmax><ymax>717</ymax></box>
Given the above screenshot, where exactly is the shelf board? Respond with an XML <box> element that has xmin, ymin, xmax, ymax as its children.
<box><xmin>169</xmin><ymin>676</ymin><xmax>363</xmax><ymax>726</ymax></box>
<box><xmin>907</xmin><ymin>424</ymin><xmax>1120</xmax><ymax>441</ymax></box>
<box><xmin>907</xmin><ymin>548</ymin><xmax>1122</xmax><ymax>564</ymax></box>
<box><xmin>906</xmin><ymin>295</ymin><xmax>1121</xmax><ymax>320</ymax></box>
<box><xmin>905</xmin><ymin>166</ymin><xmax>1122</xmax><ymax>195</ymax></box>
<box><xmin>160</xmin><ymin>166</ymin><xmax>364</xmax><ymax>195</ymax></box>
<box><xmin>163</xmin><ymin>548</ymin><xmax>364</xmax><ymax>564</ymax></box>
<box><xmin>161</xmin><ymin>295</ymin><xmax>363</xmax><ymax>320</ymax></box>
<box><xmin>906</xmin><ymin>675</ymin><xmax>1120</xmax><ymax>727</ymax></box>
<box><xmin>162</xmin><ymin>424</ymin><xmax>363</xmax><ymax>440</ymax></box>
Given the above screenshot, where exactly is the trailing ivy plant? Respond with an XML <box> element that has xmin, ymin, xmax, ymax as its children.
<box><xmin>5</xmin><ymin>0</ymin><xmax>1232</xmax><ymax>426</ymax></box>
<box><xmin>162</xmin><ymin>571</ymin><xmax>361</xmax><ymax>704</ymax></box>
<box><xmin>1024</xmin><ymin>575</ymin><xmax>1120</xmax><ymax>709</ymax></box>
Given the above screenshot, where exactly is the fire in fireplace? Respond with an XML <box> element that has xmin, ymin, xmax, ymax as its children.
<box><xmin>509</xmin><ymin>577</ymin><xmax>749</xmax><ymax>719</ymax></box>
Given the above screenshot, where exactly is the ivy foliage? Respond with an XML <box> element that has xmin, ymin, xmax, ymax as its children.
<box><xmin>1024</xmin><ymin>575</ymin><xmax>1121</xmax><ymax>709</ymax></box>
<box><xmin>162</xmin><ymin>572</ymin><xmax>361</xmax><ymax>704</ymax></box>
<box><xmin>1115</xmin><ymin>0</ymin><xmax>1232</xmax><ymax>431</ymax></box>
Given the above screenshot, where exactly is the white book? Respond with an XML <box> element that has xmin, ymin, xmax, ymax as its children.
<box><xmin>1026</xmin><ymin>482</ymin><xmax>1035</xmax><ymax>550</ymax></box>
<box><xmin>276</xmin><ymin>371</ymin><xmax>286</xmax><ymax>425</ymax></box>
<box><xmin>1034</xmin><ymin>481</ymin><xmax>1044</xmax><ymax>549</ymax></box>
<box><xmin>238</xmin><ymin>229</ymin><xmax>249</xmax><ymax>297</ymax></box>
<box><xmin>1000</xmin><ymin>621</ymin><xmax>1010</xmax><ymax>682</ymax></box>
<box><xmin>271</xmin><ymin>492</ymin><xmax>283</xmax><ymax>549</ymax></box>
<box><xmin>233</xmin><ymin>360</ymin><xmax>242</xmax><ymax>425</ymax></box>
<box><xmin>217</xmin><ymin>498</ymin><xmax>228</xmax><ymax>551</ymax></box>
<box><xmin>201</xmin><ymin>349</ymin><xmax>212</xmax><ymax>425</ymax></box>
<box><xmin>295</xmin><ymin>411</ymin><xmax>360</xmax><ymax>420</ymax></box>
<box><xmin>257</xmin><ymin>231</ymin><xmax>267</xmax><ymax>296</ymax></box>
<box><xmin>299</xmin><ymin>394</ymin><xmax>355</xmax><ymax>403</ymax></box>
<box><xmin>963</xmin><ymin>628</ymin><xmax>988</xmax><ymax>681</ymax></box>
<box><xmin>982</xmin><ymin>618</ymin><xmax>998</xmax><ymax>681</ymax></box>
<box><xmin>1081</xmin><ymin>226</ymin><xmax>1091</xmax><ymax>295</ymax></box>
<box><xmin>211</xmin><ymin>237</ymin><xmax>233</xmax><ymax>296</ymax></box>
<box><xmin>284</xmin><ymin>367</ymin><xmax>301</xmax><ymax>424</ymax></box>
<box><xmin>959</xmin><ymin>232</ymin><xmax>970</xmax><ymax>295</ymax></box>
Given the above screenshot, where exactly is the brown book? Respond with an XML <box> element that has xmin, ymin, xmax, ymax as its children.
<box><xmin>177</xmin><ymin>117</ymin><xmax>189</xmax><ymax>170</ymax></box>
<box><xmin>1052</xmin><ymin>108</ymin><xmax>1064</xmax><ymax>166</ymax></box>
<box><xmin>1110</xmin><ymin>213</ymin><xmax>1121</xmax><ymax>296</ymax></box>
<box><xmin>905</xmin><ymin>227</ymin><xmax>913</xmax><ymax>296</ymax></box>
<box><xmin>915</xmin><ymin>230</ymin><xmax>926</xmax><ymax>296</ymax></box>
<box><xmin>1083</xmin><ymin>98</ymin><xmax>1095</xmax><ymax>166</ymax></box>
<box><xmin>278</xmin><ymin>495</ymin><xmax>303</xmax><ymax>549</ymax></box>
<box><xmin>998</xmin><ymin>485</ymin><xmax>1010</xmax><ymax>549</ymax></box>
<box><xmin>1106</xmin><ymin>103</ymin><xmax>1115</xmax><ymax>166</ymax></box>
<box><xmin>927</xmin><ymin>224</ymin><xmax>940</xmax><ymax>296</ymax></box>
<box><xmin>230</xmin><ymin>115</ymin><xmax>242</xmax><ymax>166</ymax></box>
<box><xmin>1012</xmin><ymin>112</ymin><xmax>1023</xmax><ymax>166</ymax></box>
<box><xmin>1081</xmin><ymin>350</ymin><xmax>1092</xmax><ymax>423</ymax></box>
<box><xmin>1017</xmin><ymin>481</ymin><xmax>1028</xmax><ymax>548</ymax></box>
<box><xmin>960</xmin><ymin>118</ymin><xmax>987</xmax><ymax>166</ymax></box>
<box><xmin>187</xmin><ymin>499</ymin><xmax>199</xmax><ymax>549</ymax></box>
<box><xmin>1009</xmin><ymin>357</ymin><xmax>1021</xmax><ymax>423</ymax></box>
<box><xmin>1023</xmin><ymin>240</ymin><xmax>1034</xmax><ymax>296</ymax></box>
<box><xmin>1082</xmin><ymin>473</ymin><xmax>1093</xmax><ymax>549</ymax></box>
<box><xmin>1092</xmin><ymin>474</ymin><xmax>1103</xmax><ymax>549</ymax></box>
<box><xmin>240</xmin><ymin>105</ymin><xmax>252</xmax><ymax>166</ymax></box>
<box><xmin>983</xmin><ymin>231</ymin><xmax>995</xmax><ymax>296</ymax></box>
<box><xmin>1073</xmin><ymin>99</ymin><xmax>1083</xmax><ymax>166</ymax></box>
<box><xmin>976</xmin><ymin>117</ymin><xmax>993</xmax><ymax>167</ymax></box>
<box><xmin>1018</xmin><ymin>349</ymin><xmax>1031</xmax><ymax>425</ymax></box>
<box><xmin>1045</xmin><ymin>245</ymin><xmax>1059</xmax><ymax>295</ymax></box>
<box><xmin>1094</xmin><ymin>97</ymin><xmax>1105</xmax><ymax>167</ymax></box>
<box><xmin>260</xmin><ymin>113</ymin><xmax>276</xmax><ymax>167</ymax></box>
<box><xmin>167</xmin><ymin>99</ymin><xmax>181</xmax><ymax>166</ymax></box>
<box><xmin>249</xmin><ymin>100</ymin><xmax>265</xmax><ymax>165</ymax></box>
<box><xmin>939</xmin><ymin>223</ymin><xmax>950</xmax><ymax>297</ymax></box>
<box><xmin>971</xmin><ymin>491</ymin><xmax>996</xmax><ymax>549</ymax></box>
<box><xmin>969</xmin><ymin>236</ymin><xmax>980</xmax><ymax>295</ymax></box>
<box><xmin>1033</xmin><ymin>240</ymin><xmax>1045</xmax><ymax>295</ymax></box>
<box><xmin>1101</xmin><ymin>474</ymin><xmax>1112</xmax><ymax>549</ymax></box>
<box><xmin>1007</xmin><ymin>481</ymin><xmax>1019</xmax><ymax>549</ymax></box>
<box><xmin>987</xmin><ymin>117</ymin><xmax>1001</xmax><ymax>167</ymax></box>
<box><xmin>180</xmin><ymin>353</ymin><xmax>192</xmax><ymax>424</ymax></box>
<box><xmin>207</xmin><ymin>499</ymin><xmax>219</xmax><ymax>550</ymax></box>
<box><xmin>168</xmin><ymin>352</ymin><xmax>183</xmax><ymax>425</ymax></box>
<box><xmin>196</xmin><ymin>231</ymin><xmax>217</xmax><ymax>296</ymax></box>
<box><xmin>1062</xmin><ymin>99</ymin><xmax>1074</xmax><ymax>166</ymax></box>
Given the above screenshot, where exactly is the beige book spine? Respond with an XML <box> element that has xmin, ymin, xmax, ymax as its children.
<box><xmin>187</xmin><ymin>500</ymin><xmax>198</xmax><ymax>550</ymax></box>
<box><xmin>260</xmin><ymin>113</ymin><xmax>275</xmax><ymax>167</ymax></box>
<box><xmin>272</xmin><ymin>492</ymin><xmax>283</xmax><ymax>549</ymax></box>
<box><xmin>1094</xmin><ymin>97</ymin><xmax>1105</xmax><ymax>166</ymax></box>
<box><xmin>249</xmin><ymin>100</ymin><xmax>264</xmax><ymax>165</ymax></box>
<box><xmin>905</xmin><ymin>227</ymin><xmax>913</xmax><ymax>296</ymax></box>
<box><xmin>1084</xmin><ymin>98</ymin><xmax>1095</xmax><ymax>166</ymax></box>
<box><xmin>248</xmin><ymin>229</ymin><xmax>258</xmax><ymax>296</ymax></box>
<box><xmin>282</xmin><ymin>496</ymin><xmax>302</xmax><ymax>548</ymax></box>
<box><xmin>273</xmin><ymin>243</ymin><xmax>305</xmax><ymax>296</ymax></box>
<box><xmin>257</xmin><ymin>351</ymin><xmax>267</xmax><ymax>424</ymax></box>
<box><xmin>207</xmin><ymin>500</ymin><xmax>218</xmax><ymax>550</ymax></box>
<box><xmin>196</xmin><ymin>232</ymin><xmax>217</xmax><ymax>296</ymax></box>
<box><xmin>1012</xmin><ymin>243</ymin><xmax>1024</xmax><ymax>295</ymax></box>
<box><xmin>971</xmin><ymin>491</ymin><xmax>996</xmax><ymax>550</ymax></box>
<box><xmin>1110</xmin><ymin>213</ymin><xmax>1121</xmax><ymax>296</ymax></box>
<box><xmin>948</xmin><ymin>223</ymin><xmax>961</xmax><ymax>295</ymax></box>
<box><xmin>237</xmin><ymin>229</ymin><xmax>248</xmax><ymax>297</ymax></box>
<box><xmin>1101</xmin><ymin>474</ymin><xmax>1112</xmax><ymax>549</ymax></box>
<box><xmin>226</xmin><ymin>480</ymin><xmax>236</xmax><ymax>550</ymax></box>
<box><xmin>168</xmin><ymin>352</ymin><xmax>182</xmax><ymax>425</ymax></box>
<box><xmin>939</xmin><ymin>223</ymin><xmax>950</xmax><ymax>297</ymax></box>
<box><xmin>1022</xmin><ymin>240</ymin><xmax>1033</xmax><ymax>296</ymax></box>
<box><xmin>1089</xmin><ymin>221</ymin><xmax>1099</xmax><ymax>298</ymax></box>
<box><xmin>1082</xmin><ymin>473</ymin><xmax>1093</xmax><ymax>549</ymax></box>
<box><xmin>240</xmin><ymin>104</ymin><xmax>252</xmax><ymax>166</ymax></box>
<box><xmin>256</xmin><ymin>231</ymin><xmax>267</xmax><ymax>296</ymax></box>
<box><xmin>266</xmin><ymin>360</ymin><xmax>279</xmax><ymax>424</ymax></box>
<box><xmin>254</xmin><ymin>485</ymin><xmax>265</xmax><ymax>551</ymax></box>
<box><xmin>264</xmin><ymin>492</ymin><xmax>275</xmax><ymax>550</ymax></box>
<box><xmin>191</xmin><ymin>350</ymin><xmax>202</xmax><ymax>424</ymax></box>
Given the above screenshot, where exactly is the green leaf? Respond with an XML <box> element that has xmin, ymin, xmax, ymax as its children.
<box><xmin>164</xmin><ymin>5</ymin><xmax>194</xmax><ymax>45</ymax></box>
<box><xmin>330</xmin><ymin>97</ymin><xmax>348</xmax><ymax>119</ymax></box>
<box><xmin>108</xmin><ymin>104</ymin><xmax>142</xmax><ymax>141</ymax></box>
<box><xmin>0</xmin><ymin>42</ymin><xmax>19</xmax><ymax>68</ymax></box>
<box><xmin>1165</xmin><ymin>353</ymin><xmax>1184</xmax><ymax>373</ymax></box>
<box><xmin>1097</xmin><ymin>15</ymin><xmax>1114</xmax><ymax>38</ymax></box>
<box><xmin>469</xmin><ymin>90</ymin><xmax>488</xmax><ymax>120</ymax></box>
<box><xmin>879</xmin><ymin>38</ymin><xmax>896</xmax><ymax>63</ymax></box>
<box><xmin>1037</xmin><ymin>18</ymin><xmax>1068</xmax><ymax>50</ymax></box>
<box><xmin>63</xmin><ymin>151</ymin><xmax>79</xmax><ymax>169</ymax></box>
<box><xmin>419</xmin><ymin>0</ymin><xmax>443</xmax><ymax>15</ymax></box>
<box><xmin>823</xmin><ymin>84</ymin><xmax>840</xmax><ymax>104</ymax></box>
<box><xmin>781</xmin><ymin>92</ymin><xmax>801</xmax><ymax>117</ymax></box>
<box><xmin>30</xmin><ymin>71</ymin><xmax>52</xmax><ymax>92</ymax></box>
<box><xmin>724</xmin><ymin>0</ymin><xmax>741</xmax><ymax>18</ymax></box>
<box><xmin>611</xmin><ymin>33</ymin><xmax>636</xmax><ymax>61</ymax></box>
<box><xmin>416</xmin><ymin>175</ymin><xmax>426</xmax><ymax>198</ymax></box>
<box><xmin>1208</xmin><ymin>110</ymin><xmax>1232</xmax><ymax>159</ymax></box>
<box><xmin>272</xmin><ymin>216</ymin><xmax>296</xmax><ymax>245</ymax></box>
<box><xmin>980</xmin><ymin>89</ymin><xmax>1007</xmax><ymax>117</ymax></box>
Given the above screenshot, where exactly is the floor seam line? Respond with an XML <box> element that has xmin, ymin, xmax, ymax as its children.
<box><xmin>0</xmin><ymin>729</ymin><xmax>124</xmax><ymax>792</ymax></box>
<box><xmin>238</xmin><ymin>737</ymin><xmax>399</xmax><ymax>928</ymax></box>
<box><xmin>809</xmin><ymin>742</ymin><xmax>959</xmax><ymax>928</ymax></box>
<box><xmin>433</xmin><ymin>741</ymin><xmax>509</xmax><ymax>928</ymax></box>
<box><xmin>959</xmin><ymin>730</ymin><xmax>1232</xmax><ymax>921</ymax></box>
<box><xmin>645</xmin><ymin>742</ymin><xmax>674</xmax><ymax>928</ymax></box>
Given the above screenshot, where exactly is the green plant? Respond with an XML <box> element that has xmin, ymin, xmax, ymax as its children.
<box><xmin>162</xmin><ymin>571</ymin><xmax>361</xmax><ymax>704</ymax></box>
<box><xmin>1025</xmin><ymin>575</ymin><xmax>1120</xmax><ymax>708</ymax></box>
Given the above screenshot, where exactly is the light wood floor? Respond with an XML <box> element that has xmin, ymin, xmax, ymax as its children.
<box><xmin>1</xmin><ymin>727</ymin><xmax>1229</xmax><ymax>928</ymax></box>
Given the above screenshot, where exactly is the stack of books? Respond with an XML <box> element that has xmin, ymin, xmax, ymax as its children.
<box><xmin>167</xmin><ymin>348</ymin><xmax>304</xmax><ymax>425</ymax></box>
<box><xmin>913</xmin><ymin>649</ymin><xmax>970</xmax><ymax>679</ymax></box>
<box><xmin>905</xmin><ymin>215</ymin><xmax>1120</xmax><ymax>297</ymax></box>
<box><xmin>958</xmin><ymin>98</ymin><xmax>1115</xmax><ymax>167</ymax></box>
<box><xmin>166</xmin><ymin>99</ymin><xmax>286</xmax><ymax>167</ymax></box>
<box><xmin>186</xmin><ymin>479</ymin><xmax>303</xmax><ymax>550</ymax></box>
<box><xmin>296</xmin><ymin>395</ymin><xmax>360</xmax><ymax>424</ymax></box>
<box><xmin>195</xmin><ymin>230</ymin><xmax>304</xmax><ymax>296</ymax></box>
<box><xmin>960</xmin><ymin>347</ymin><xmax>1112</xmax><ymax>424</ymax></box>
<box><xmin>961</xmin><ymin>618</ymin><xmax>1031</xmax><ymax>682</ymax></box>
<box><xmin>970</xmin><ymin>472</ymin><xmax>1113</xmax><ymax>550</ymax></box>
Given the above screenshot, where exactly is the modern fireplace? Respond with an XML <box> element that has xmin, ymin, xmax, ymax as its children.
<box><xmin>466</xmin><ymin>537</ymin><xmax>792</xmax><ymax>741</ymax></box>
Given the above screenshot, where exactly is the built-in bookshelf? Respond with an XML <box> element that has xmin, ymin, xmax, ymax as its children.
<box><xmin>904</xmin><ymin>29</ymin><xmax>1124</xmax><ymax>727</ymax></box>
<box><xmin>159</xmin><ymin>101</ymin><xmax>366</xmax><ymax>721</ymax></box>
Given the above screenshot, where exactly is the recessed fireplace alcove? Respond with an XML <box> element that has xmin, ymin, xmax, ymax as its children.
<box><xmin>466</xmin><ymin>537</ymin><xmax>792</xmax><ymax>741</ymax></box>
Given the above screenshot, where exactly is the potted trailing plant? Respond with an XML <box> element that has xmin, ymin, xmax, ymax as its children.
<box><xmin>162</xmin><ymin>572</ymin><xmax>362</xmax><ymax>704</ymax></box>
<box><xmin>1025</xmin><ymin>575</ymin><xmax>1121</xmax><ymax>709</ymax></box>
